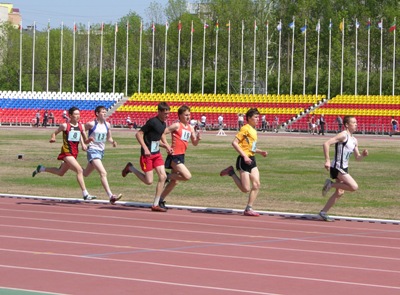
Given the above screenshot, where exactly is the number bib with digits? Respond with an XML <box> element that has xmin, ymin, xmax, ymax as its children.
<box><xmin>181</xmin><ymin>129</ymin><xmax>191</xmax><ymax>142</ymax></box>
<box><xmin>151</xmin><ymin>141</ymin><xmax>160</xmax><ymax>153</ymax></box>
<box><xmin>68</xmin><ymin>130</ymin><xmax>81</xmax><ymax>142</ymax></box>
<box><xmin>95</xmin><ymin>132</ymin><xmax>107</xmax><ymax>143</ymax></box>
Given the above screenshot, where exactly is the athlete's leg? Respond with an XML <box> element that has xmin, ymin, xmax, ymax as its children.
<box><xmin>89</xmin><ymin>159</ymin><xmax>113</xmax><ymax>196</ymax></box>
<box><xmin>44</xmin><ymin>161</ymin><xmax>69</xmax><ymax>176</ymax></box>
<box><xmin>62</xmin><ymin>156</ymin><xmax>86</xmax><ymax>192</ymax></box>
<box><xmin>246</xmin><ymin>167</ymin><xmax>261</xmax><ymax>208</ymax></box>
<box><xmin>153</xmin><ymin>165</ymin><xmax>167</xmax><ymax>206</ymax></box>
<box><xmin>83</xmin><ymin>161</ymin><xmax>95</xmax><ymax>177</ymax></box>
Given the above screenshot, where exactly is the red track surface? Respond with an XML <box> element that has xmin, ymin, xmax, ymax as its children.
<box><xmin>0</xmin><ymin>196</ymin><xmax>399</xmax><ymax>295</ymax></box>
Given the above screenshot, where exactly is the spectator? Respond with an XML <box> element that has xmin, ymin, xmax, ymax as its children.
<box><xmin>49</xmin><ymin>112</ymin><xmax>55</xmax><ymax>126</ymax></box>
<box><xmin>390</xmin><ymin>116</ymin><xmax>398</xmax><ymax>137</ymax></box>
<box><xmin>126</xmin><ymin>116</ymin><xmax>135</xmax><ymax>129</ymax></box>
<box><xmin>62</xmin><ymin>110</ymin><xmax>69</xmax><ymax>122</ymax></box>
<box><xmin>200</xmin><ymin>114</ymin><xmax>207</xmax><ymax>131</ymax></box>
<box><xmin>218</xmin><ymin>115</ymin><xmax>224</xmax><ymax>129</ymax></box>
<box><xmin>261</xmin><ymin>114</ymin><xmax>267</xmax><ymax>132</ymax></box>
<box><xmin>318</xmin><ymin>114</ymin><xmax>326</xmax><ymax>136</ymax></box>
<box><xmin>336</xmin><ymin>116</ymin><xmax>343</xmax><ymax>133</ymax></box>
<box><xmin>310</xmin><ymin>114</ymin><xmax>316</xmax><ymax>135</ymax></box>
<box><xmin>238</xmin><ymin>113</ymin><xmax>244</xmax><ymax>130</ymax></box>
<box><xmin>42</xmin><ymin>110</ymin><xmax>48</xmax><ymax>128</ymax></box>
<box><xmin>190</xmin><ymin>118</ymin><xmax>198</xmax><ymax>131</ymax></box>
<box><xmin>273</xmin><ymin>115</ymin><xmax>279</xmax><ymax>133</ymax></box>
<box><xmin>35</xmin><ymin>110</ymin><xmax>40</xmax><ymax>128</ymax></box>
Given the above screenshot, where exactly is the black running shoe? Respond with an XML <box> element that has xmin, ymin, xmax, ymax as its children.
<box><xmin>159</xmin><ymin>200</ymin><xmax>168</xmax><ymax>210</ymax></box>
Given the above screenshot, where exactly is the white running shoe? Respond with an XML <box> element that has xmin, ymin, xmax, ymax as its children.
<box><xmin>83</xmin><ymin>194</ymin><xmax>97</xmax><ymax>200</ymax></box>
<box><xmin>319</xmin><ymin>211</ymin><xmax>334</xmax><ymax>222</ymax></box>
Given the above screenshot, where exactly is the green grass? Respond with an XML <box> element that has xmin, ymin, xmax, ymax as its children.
<box><xmin>1</xmin><ymin>126</ymin><xmax>399</xmax><ymax>220</ymax></box>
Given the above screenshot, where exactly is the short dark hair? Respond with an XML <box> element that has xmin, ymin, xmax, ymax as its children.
<box><xmin>95</xmin><ymin>105</ymin><xmax>106</xmax><ymax>115</ymax></box>
<box><xmin>158</xmin><ymin>102</ymin><xmax>170</xmax><ymax>112</ymax></box>
<box><xmin>246</xmin><ymin>108</ymin><xmax>260</xmax><ymax>121</ymax></box>
<box><xmin>68</xmin><ymin>106</ymin><xmax>79</xmax><ymax>115</ymax></box>
<box><xmin>178</xmin><ymin>105</ymin><xmax>190</xmax><ymax>115</ymax></box>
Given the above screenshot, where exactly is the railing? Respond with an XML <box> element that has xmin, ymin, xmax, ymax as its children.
<box><xmin>0</xmin><ymin>116</ymin><xmax>61</xmax><ymax>127</ymax></box>
<box><xmin>0</xmin><ymin>115</ymin><xmax>394</xmax><ymax>135</ymax></box>
<box><xmin>284</xmin><ymin>122</ymin><xmax>393</xmax><ymax>135</ymax></box>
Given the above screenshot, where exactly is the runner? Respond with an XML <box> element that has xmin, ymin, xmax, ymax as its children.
<box><xmin>32</xmin><ymin>106</ymin><xmax>96</xmax><ymax>200</ymax></box>
<box><xmin>220</xmin><ymin>108</ymin><xmax>268</xmax><ymax>216</ymax></box>
<box><xmin>121</xmin><ymin>102</ymin><xmax>172</xmax><ymax>212</ymax></box>
<box><xmin>83</xmin><ymin>105</ymin><xmax>122</xmax><ymax>204</ymax></box>
<box><xmin>320</xmin><ymin>115</ymin><xmax>369</xmax><ymax>221</ymax></box>
<box><xmin>159</xmin><ymin>105</ymin><xmax>201</xmax><ymax>209</ymax></box>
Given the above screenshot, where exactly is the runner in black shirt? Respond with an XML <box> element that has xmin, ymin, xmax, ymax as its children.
<box><xmin>122</xmin><ymin>102</ymin><xmax>172</xmax><ymax>212</ymax></box>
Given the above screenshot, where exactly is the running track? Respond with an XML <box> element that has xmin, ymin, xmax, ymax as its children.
<box><xmin>0</xmin><ymin>195</ymin><xmax>399</xmax><ymax>295</ymax></box>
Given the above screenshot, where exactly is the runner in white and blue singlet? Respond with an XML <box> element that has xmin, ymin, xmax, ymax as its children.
<box><xmin>83</xmin><ymin>106</ymin><xmax>122</xmax><ymax>205</ymax></box>
<box><xmin>319</xmin><ymin>116</ymin><xmax>369</xmax><ymax>222</ymax></box>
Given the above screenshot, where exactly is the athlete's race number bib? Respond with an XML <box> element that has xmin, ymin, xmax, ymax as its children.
<box><xmin>95</xmin><ymin>132</ymin><xmax>107</xmax><ymax>143</ymax></box>
<box><xmin>181</xmin><ymin>130</ymin><xmax>191</xmax><ymax>142</ymax></box>
<box><xmin>344</xmin><ymin>151</ymin><xmax>353</xmax><ymax>161</ymax></box>
<box><xmin>251</xmin><ymin>141</ymin><xmax>257</xmax><ymax>153</ymax></box>
<box><xmin>68</xmin><ymin>130</ymin><xmax>81</xmax><ymax>142</ymax></box>
<box><xmin>151</xmin><ymin>141</ymin><xmax>160</xmax><ymax>153</ymax></box>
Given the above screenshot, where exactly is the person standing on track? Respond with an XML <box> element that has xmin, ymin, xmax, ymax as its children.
<box><xmin>82</xmin><ymin>105</ymin><xmax>122</xmax><ymax>205</ymax></box>
<box><xmin>159</xmin><ymin>105</ymin><xmax>201</xmax><ymax>210</ymax></box>
<box><xmin>320</xmin><ymin>115</ymin><xmax>368</xmax><ymax>222</ymax></box>
<box><xmin>32</xmin><ymin>106</ymin><xmax>97</xmax><ymax>201</ymax></box>
<box><xmin>220</xmin><ymin>108</ymin><xmax>268</xmax><ymax>217</ymax></box>
<box><xmin>121</xmin><ymin>102</ymin><xmax>172</xmax><ymax>212</ymax></box>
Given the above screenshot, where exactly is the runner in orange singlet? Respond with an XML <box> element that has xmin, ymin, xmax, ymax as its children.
<box><xmin>159</xmin><ymin>105</ymin><xmax>201</xmax><ymax>209</ymax></box>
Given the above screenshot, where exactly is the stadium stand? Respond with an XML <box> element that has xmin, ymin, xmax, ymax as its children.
<box><xmin>289</xmin><ymin>95</ymin><xmax>400</xmax><ymax>134</ymax></box>
<box><xmin>2</xmin><ymin>91</ymin><xmax>397</xmax><ymax>134</ymax></box>
<box><xmin>0</xmin><ymin>91</ymin><xmax>123</xmax><ymax>126</ymax></box>
<box><xmin>107</xmin><ymin>93</ymin><xmax>326</xmax><ymax>130</ymax></box>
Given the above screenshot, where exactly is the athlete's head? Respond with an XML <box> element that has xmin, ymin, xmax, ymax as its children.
<box><xmin>95</xmin><ymin>105</ymin><xmax>107</xmax><ymax>115</ymax></box>
<box><xmin>68</xmin><ymin>106</ymin><xmax>80</xmax><ymax>123</ymax></box>
<box><xmin>343</xmin><ymin>115</ymin><xmax>356</xmax><ymax>126</ymax></box>
<box><xmin>178</xmin><ymin>105</ymin><xmax>190</xmax><ymax>115</ymax></box>
<box><xmin>344</xmin><ymin>115</ymin><xmax>357</xmax><ymax>132</ymax></box>
<box><xmin>68</xmin><ymin>106</ymin><xmax>80</xmax><ymax>116</ymax></box>
<box><xmin>157</xmin><ymin>102</ymin><xmax>170</xmax><ymax>122</ymax></box>
<box><xmin>178</xmin><ymin>105</ymin><xmax>191</xmax><ymax>123</ymax></box>
<box><xmin>246</xmin><ymin>108</ymin><xmax>260</xmax><ymax>121</ymax></box>
<box><xmin>158</xmin><ymin>102</ymin><xmax>170</xmax><ymax>112</ymax></box>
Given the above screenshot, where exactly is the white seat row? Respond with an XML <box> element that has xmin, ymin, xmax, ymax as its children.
<box><xmin>0</xmin><ymin>91</ymin><xmax>124</xmax><ymax>101</ymax></box>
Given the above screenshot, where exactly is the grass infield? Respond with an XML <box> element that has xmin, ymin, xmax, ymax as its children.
<box><xmin>1</xmin><ymin>126</ymin><xmax>398</xmax><ymax>220</ymax></box>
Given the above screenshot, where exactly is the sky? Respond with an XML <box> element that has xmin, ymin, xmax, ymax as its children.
<box><xmin>10</xmin><ymin>0</ymin><xmax>169</xmax><ymax>30</ymax></box>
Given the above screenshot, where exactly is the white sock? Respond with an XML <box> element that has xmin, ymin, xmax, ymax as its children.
<box><xmin>82</xmin><ymin>190</ymin><xmax>88</xmax><ymax>197</ymax></box>
<box><xmin>153</xmin><ymin>196</ymin><xmax>160</xmax><ymax>206</ymax></box>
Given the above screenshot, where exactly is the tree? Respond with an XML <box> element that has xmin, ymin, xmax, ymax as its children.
<box><xmin>165</xmin><ymin>0</ymin><xmax>188</xmax><ymax>21</ymax></box>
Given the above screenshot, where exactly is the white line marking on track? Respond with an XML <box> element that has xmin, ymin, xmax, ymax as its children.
<box><xmin>1</xmin><ymin>260</ymin><xmax>399</xmax><ymax>292</ymax></box>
